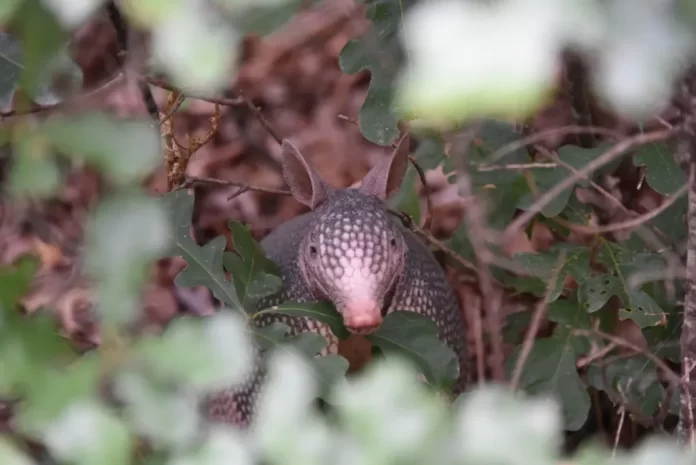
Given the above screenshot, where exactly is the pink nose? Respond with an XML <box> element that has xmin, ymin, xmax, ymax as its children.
<box><xmin>342</xmin><ymin>299</ymin><xmax>383</xmax><ymax>334</ymax></box>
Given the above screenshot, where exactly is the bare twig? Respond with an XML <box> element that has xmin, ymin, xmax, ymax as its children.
<box><xmin>563</xmin><ymin>183</ymin><xmax>688</xmax><ymax>235</ymax></box>
<box><xmin>0</xmin><ymin>72</ymin><xmax>126</xmax><ymax>118</ymax></box>
<box><xmin>143</xmin><ymin>76</ymin><xmax>245</xmax><ymax>107</ymax></box>
<box><xmin>407</xmin><ymin>155</ymin><xmax>434</xmax><ymax>231</ymax></box>
<box><xmin>179</xmin><ymin>176</ymin><xmax>292</xmax><ymax>198</ymax></box>
<box><xmin>158</xmin><ymin>94</ymin><xmax>186</xmax><ymax>127</ymax></box>
<box><xmin>573</xmin><ymin>328</ymin><xmax>681</xmax><ymax>386</ymax></box>
<box><xmin>488</xmin><ymin>125</ymin><xmax>625</xmax><ymax>163</ymax></box>
<box><xmin>458</xmin><ymin>172</ymin><xmax>505</xmax><ymax>381</ymax></box>
<box><xmin>243</xmin><ymin>96</ymin><xmax>283</xmax><ymax>145</ymax></box>
<box><xmin>504</xmin><ymin>128</ymin><xmax>676</xmax><ymax>243</ymax></box>
<box><xmin>628</xmin><ymin>266</ymin><xmax>687</xmax><ymax>289</ymax></box>
<box><xmin>576</xmin><ymin>341</ymin><xmax>618</xmax><ymax>368</ymax></box>
<box><xmin>476</xmin><ymin>162</ymin><xmax>558</xmax><ymax>171</ymax></box>
<box><xmin>510</xmin><ymin>251</ymin><xmax>567</xmax><ymax>390</ymax></box>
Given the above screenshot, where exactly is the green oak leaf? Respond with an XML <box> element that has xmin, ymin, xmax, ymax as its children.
<box><xmin>159</xmin><ymin>190</ymin><xmax>243</xmax><ymax>312</ymax></box>
<box><xmin>134</xmin><ymin>312</ymin><xmax>253</xmax><ymax>393</ymax></box>
<box><xmin>367</xmin><ymin>311</ymin><xmax>459</xmax><ymax>390</ymax></box>
<box><xmin>339</xmin><ymin>0</ymin><xmax>417</xmax><ymax>145</ymax></box>
<box><xmin>223</xmin><ymin>221</ymin><xmax>282</xmax><ymax>311</ymax></box>
<box><xmin>505</xmin><ymin>336</ymin><xmax>590</xmax><ymax>431</ymax></box>
<box><xmin>15</xmin><ymin>353</ymin><xmax>101</xmax><ymax>439</ymax></box>
<box><xmin>633</xmin><ymin>141</ymin><xmax>686</xmax><ymax>195</ymax></box>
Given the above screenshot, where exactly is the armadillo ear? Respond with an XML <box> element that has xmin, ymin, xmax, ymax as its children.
<box><xmin>281</xmin><ymin>139</ymin><xmax>332</xmax><ymax>209</ymax></box>
<box><xmin>359</xmin><ymin>133</ymin><xmax>410</xmax><ymax>201</ymax></box>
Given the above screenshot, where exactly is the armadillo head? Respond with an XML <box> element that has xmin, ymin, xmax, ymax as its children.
<box><xmin>280</xmin><ymin>135</ymin><xmax>411</xmax><ymax>334</ymax></box>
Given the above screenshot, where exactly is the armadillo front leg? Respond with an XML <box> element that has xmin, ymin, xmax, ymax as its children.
<box><xmin>204</xmin><ymin>312</ymin><xmax>338</xmax><ymax>427</ymax></box>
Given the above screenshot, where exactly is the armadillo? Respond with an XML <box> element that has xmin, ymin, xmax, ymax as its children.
<box><xmin>204</xmin><ymin>135</ymin><xmax>469</xmax><ymax>426</ymax></box>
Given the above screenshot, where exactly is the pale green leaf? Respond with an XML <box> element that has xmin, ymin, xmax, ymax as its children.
<box><xmin>134</xmin><ymin>312</ymin><xmax>253</xmax><ymax>393</ymax></box>
<box><xmin>40</xmin><ymin>112</ymin><xmax>160</xmax><ymax>184</ymax></box>
<box><xmin>44</xmin><ymin>400</ymin><xmax>131</xmax><ymax>465</ymax></box>
<box><xmin>85</xmin><ymin>190</ymin><xmax>170</xmax><ymax>326</ymax></box>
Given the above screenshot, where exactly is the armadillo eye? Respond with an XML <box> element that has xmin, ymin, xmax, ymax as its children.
<box><xmin>309</xmin><ymin>245</ymin><xmax>318</xmax><ymax>257</ymax></box>
<box><xmin>390</xmin><ymin>238</ymin><xmax>397</xmax><ymax>248</ymax></box>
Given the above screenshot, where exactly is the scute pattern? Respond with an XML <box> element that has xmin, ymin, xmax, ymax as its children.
<box><xmin>203</xmin><ymin>188</ymin><xmax>468</xmax><ymax>426</ymax></box>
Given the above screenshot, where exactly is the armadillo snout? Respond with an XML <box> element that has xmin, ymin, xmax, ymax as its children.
<box><xmin>341</xmin><ymin>299</ymin><xmax>383</xmax><ymax>334</ymax></box>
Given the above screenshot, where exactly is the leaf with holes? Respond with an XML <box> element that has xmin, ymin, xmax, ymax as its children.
<box><xmin>159</xmin><ymin>190</ymin><xmax>244</xmax><ymax>312</ymax></box>
<box><xmin>633</xmin><ymin>142</ymin><xmax>686</xmax><ymax>195</ymax></box>
<box><xmin>367</xmin><ymin>311</ymin><xmax>459</xmax><ymax>390</ymax></box>
<box><xmin>255</xmin><ymin>301</ymin><xmax>349</xmax><ymax>339</ymax></box>
<box><xmin>578</xmin><ymin>275</ymin><xmax>622</xmax><ymax>313</ymax></box>
<box><xmin>505</xmin><ymin>336</ymin><xmax>590</xmax><ymax>431</ymax></box>
<box><xmin>595</xmin><ymin>241</ymin><xmax>666</xmax><ymax>328</ymax></box>
<box><xmin>339</xmin><ymin>0</ymin><xmax>418</xmax><ymax>145</ymax></box>
<box><xmin>223</xmin><ymin>221</ymin><xmax>282</xmax><ymax>311</ymax></box>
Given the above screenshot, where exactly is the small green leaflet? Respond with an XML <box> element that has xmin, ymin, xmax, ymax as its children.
<box><xmin>367</xmin><ymin>311</ymin><xmax>459</xmax><ymax>390</ymax></box>
<box><xmin>224</xmin><ymin>221</ymin><xmax>282</xmax><ymax>311</ymax></box>
<box><xmin>158</xmin><ymin>190</ymin><xmax>244</xmax><ymax>312</ymax></box>
<box><xmin>255</xmin><ymin>301</ymin><xmax>349</xmax><ymax>339</ymax></box>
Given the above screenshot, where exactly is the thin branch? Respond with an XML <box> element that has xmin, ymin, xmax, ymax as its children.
<box><xmin>475</xmin><ymin>162</ymin><xmax>558</xmax><ymax>171</ymax></box>
<box><xmin>242</xmin><ymin>95</ymin><xmax>283</xmax><ymax>145</ymax></box>
<box><xmin>158</xmin><ymin>93</ymin><xmax>185</xmax><ymax>127</ymax></box>
<box><xmin>504</xmin><ymin>128</ymin><xmax>677</xmax><ymax>243</ymax></box>
<box><xmin>143</xmin><ymin>76</ymin><xmax>245</xmax><ymax>107</ymax></box>
<box><xmin>510</xmin><ymin>251</ymin><xmax>567</xmax><ymax>390</ymax></box>
<box><xmin>488</xmin><ymin>125</ymin><xmax>625</xmax><ymax>163</ymax></box>
<box><xmin>458</xmin><ymin>169</ymin><xmax>506</xmax><ymax>381</ymax></box>
<box><xmin>573</xmin><ymin>328</ymin><xmax>681</xmax><ymax>387</ymax></box>
<box><xmin>179</xmin><ymin>176</ymin><xmax>292</xmax><ymax>197</ymax></box>
<box><xmin>407</xmin><ymin>155</ymin><xmax>434</xmax><ymax>231</ymax></box>
<box><xmin>0</xmin><ymin>72</ymin><xmax>126</xmax><ymax>118</ymax></box>
<box><xmin>563</xmin><ymin>183</ymin><xmax>688</xmax><ymax>235</ymax></box>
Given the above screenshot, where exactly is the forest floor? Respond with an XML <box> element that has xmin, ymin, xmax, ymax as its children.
<box><xmin>0</xmin><ymin>0</ymin><xmax>676</xmax><ymax>437</ymax></box>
